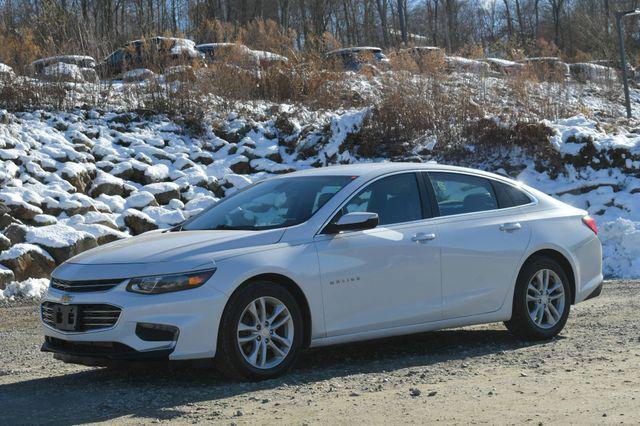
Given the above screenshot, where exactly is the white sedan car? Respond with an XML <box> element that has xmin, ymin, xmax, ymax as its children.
<box><xmin>41</xmin><ymin>163</ymin><xmax>603</xmax><ymax>380</ymax></box>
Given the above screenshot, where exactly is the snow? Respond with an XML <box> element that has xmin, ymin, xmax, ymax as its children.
<box><xmin>143</xmin><ymin>181</ymin><xmax>179</xmax><ymax>194</ymax></box>
<box><xmin>31</xmin><ymin>55</ymin><xmax>96</xmax><ymax>69</ymax></box>
<box><xmin>0</xmin><ymin>278</ymin><xmax>50</xmax><ymax>300</ymax></box>
<box><xmin>125</xmin><ymin>191</ymin><xmax>157</xmax><ymax>209</ymax></box>
<box><xmin>546</xmin><ymin>115</ymin><xmax>640</xmax><ymax>154</ymax></box>
<box><xmin>0</xmin><ymin>244</ymin><xmax>54</xmax><ymax>262</ymax></box>
<box><xmin>0</xmin><ymin>70</ymin><xmax>639</xmax><ymax>280</ymax></box>
<box><xmin>0</xmin><ymin>63</ymin><xmax>15</xmax><ymax>77</ymax></box>
<box><xmin>599</xmin><ymin>218</ymin><xmax>640</xmax><ymax>278</ymax></box>
<box><xmin>123</xmin><ymin>68</ymin><xmax>154</xmax><ymax>81</ymax></box>
<box><xmin>26</xmin><ymin>224</ymin><xmax>92</xmax><ymax>248</ymax></box>
<box><xmin>42</xmin><ymin>62</ymin><xmax>85</xmax><ymax>82</ymax></box>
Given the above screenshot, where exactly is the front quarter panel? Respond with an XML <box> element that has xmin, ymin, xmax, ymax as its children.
<box><xmin>209</xmin><ymin>242</ymin><xmax>325</xmax><ymax>340</ymax></box>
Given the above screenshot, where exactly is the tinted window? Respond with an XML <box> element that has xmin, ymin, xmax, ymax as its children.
<box><xmin>492</xmin><ymin>181</ymin><xmax>532</xmax><ymax>208</ymax></box>
<box><xmin>428</xmin><ymin>172</ymin><xmax>498</xmax><ymax>216</ymax></box>
<box><xmin>183</xmin><ymin>176</ymin><xmax>353</xmax><ymax>231</ymax></box>
<box><xmin>341</xmin><ymin>173</ymin><xmax>422</xmax><ymax>225</ymax></box>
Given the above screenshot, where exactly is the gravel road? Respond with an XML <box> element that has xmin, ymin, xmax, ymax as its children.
<box><xmin>1</xmin><ymin>280</ymin><xmax>639</xmax><ymax>424</ymax></box>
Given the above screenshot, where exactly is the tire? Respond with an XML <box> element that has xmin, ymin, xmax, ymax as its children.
<box><xmin>215</xmin><ymin>281</ymin><xmax>304</xmax><ymax>381</ymax></box>
<box><xmin>504</xmin><ymin>257</ymin><xmax>571</xmax><ymax>340</ymax></box>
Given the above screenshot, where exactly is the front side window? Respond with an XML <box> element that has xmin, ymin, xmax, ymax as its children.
<box><xmin>428</xmin><ymin>172</ymin><xmax>498</xmax><ymax>216</ymax></box>
<box><xmin>340</xmin><ymin>173</ymin><xmax>423</xmax><ymax>226</ymax></box>
<box><xmin>183</xmin><ymin>176</ymin><xmax>353</xmax><ymax>231</ymax></box>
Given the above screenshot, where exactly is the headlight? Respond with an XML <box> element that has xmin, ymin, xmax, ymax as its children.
<box><xmin>126</xmin><ymin>269</ymin><xmax>216</xmax><ymax>294</ymax></box>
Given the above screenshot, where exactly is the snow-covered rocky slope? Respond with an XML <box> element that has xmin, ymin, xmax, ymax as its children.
<box><xmin>0</xmin><ymin>98</ymin><xmax>639</xmax><ymax>298</ymax></box>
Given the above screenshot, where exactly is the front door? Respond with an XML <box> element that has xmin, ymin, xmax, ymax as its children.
<box><xmin>315</xmin><ymin>172</ymin><xmax>442</xmax><ymax>337</ymax></box>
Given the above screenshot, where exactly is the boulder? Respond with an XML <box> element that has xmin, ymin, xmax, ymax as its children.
<box><xmin>229</xmin><ymin>156</ymin><xmax>255</xmax><ymax>174</ymax></box>
<box><xmin>123</xmin><ymin>209</ymin><xmax>158</xmax><ymax>235</ymax></box>
<box><xmin>0</xmin><ymin>234</ymin><xmax>10</xmax><ymax>251</ymax></box>
<box><xmin>89</xmin><ymin>171</ymin><xmax>125</xmax><ymax>197</ymax></box>
<box><xmin>0</xmin><ymin>213</ymin><xmax>19</xmax><ymax>231</ymax></box>
<box><xmin>0</xmin><ymin>265</ymin><xmax>14</xmax><ymax>289</ymax></box>
<box><xmin>60</xmin><ymin>164</ymin><xmax>95</xmax><ymax>193</ymax></box>
<box><xmin>0</xmin><ymin>244</ymin><xmax>56</xmax><ymax>281</ymax></box>
<box><xmin>125</xmin><ymin>191</ymin><xmax>159</xmax><ymax>209</ymax></box>
<box><xmin>7</xmin><ymin>202</ymin><xmax>42</xmax><ymax>221</ymax></box>
<box><xmin>3</xmin><ymin>223</ymin><xmax>27</xmax><ymax>245</ymax></box>
<box><xmin>25</xmin><ymin>224</ymin><xmax>98</xmax><ymax>264</ymax></box>
<box><xmin>143</xmin><ymin>182</ymin><xmax>181</xmax><ymax>205</ymax></box>
<box><xmin>123</xmin><ymin>68</ymin><xmax>155</xmax><ymax>82</ymax></box>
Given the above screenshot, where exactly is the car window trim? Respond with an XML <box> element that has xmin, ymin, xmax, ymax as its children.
<box><xmin>317</xmin><ymin>170</ymin><xmax>428</xmax><ymax>236</ymax></box>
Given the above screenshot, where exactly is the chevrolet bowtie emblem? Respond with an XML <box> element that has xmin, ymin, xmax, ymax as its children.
<box><xmin>60</xmin><ymin>294</ymin><xmax>73</xmax><ymax>304</ymax></box>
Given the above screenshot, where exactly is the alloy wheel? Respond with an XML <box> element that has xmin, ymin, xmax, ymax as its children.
<box><xmin>526</xmin><ymin>269</ymin><xmax>566</xmax><ymax>329</ymax></box>
<box><xmin>237</xmin><ymin>296</ymin><xmax>294</xmax><ymax>369</ymax></box>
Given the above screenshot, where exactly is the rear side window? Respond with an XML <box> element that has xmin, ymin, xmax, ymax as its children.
<box><xmin>492</xmin><ymin>181</ymin><xmax>532</xmax><ymax>208</ymax></box>
<box><xmin>341</xmin><ymin>173</ymin><xmax>423</xmax><ymax>225</ymax></box>
<box><xmin>428</xmin><ymin>172</ymin><xmax>498</xmax><ymax>216</ymax></box>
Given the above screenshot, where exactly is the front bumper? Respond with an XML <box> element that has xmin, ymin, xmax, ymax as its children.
<box><xmin>40</xmin><ymin>279</ymin><xmax>228</xmax><ymax>361</ymax></box>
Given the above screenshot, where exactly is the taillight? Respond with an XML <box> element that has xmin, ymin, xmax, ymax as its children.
<box><xmin>582</xmin><ymin>215</ymin><xmax>598</xmax><ymax>235</ymax></box>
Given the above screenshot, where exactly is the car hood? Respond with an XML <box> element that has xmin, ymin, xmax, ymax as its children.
<box><xmin>52</xmin><ymin>229</ymin><xmax>285</xmax><ymax>281</ymax></box>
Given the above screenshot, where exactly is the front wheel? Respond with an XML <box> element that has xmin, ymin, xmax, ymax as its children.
<box><xmin>215</xmin><ymin>281</ymin><xmax>304</xmax><ymax>380</ymax></box>
<box><xmin>505</xmin><ymin>257</ymin><xmax>571</xmax><ymax>340</ymax></box>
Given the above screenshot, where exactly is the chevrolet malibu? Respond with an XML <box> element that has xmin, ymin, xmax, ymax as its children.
<box><xmin>41</xmin><ymin>163</ymin><xmax>603</xmax><ymax>380</ymax></box>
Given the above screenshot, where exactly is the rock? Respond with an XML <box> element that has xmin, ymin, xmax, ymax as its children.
<box><xmin>89</xmin><ymin>171</ymin><xmax>125</xmax><ymax>197</ymax></box>
<box><xmin>122</xmin><ymin>68</ymin><xmax>155</xmax><ymax>82</ymax></box>
<box><xmin>25</xmin><ymin>224</ymin><xmax>98</xmax><ymax>264</ymax></box>
<box><xmin>0</xmin><ymin>243</ymin><xmax>56</xmax><ymax>281</ymax></box>
<box><xmin>125</xmin><ymin>191</ymin><xmax>158</xmax><ymax>209</ymax></box>
<box><xmin>0</xmin><ymin>234</ymin><xmax>10</xmax><ymax>251</ymax></box>
<box><xmin>123</xmin><ymin>209</ymin><xmax>158</xmax><ymax>235</ymax></box>
<box><xmin>144</xmin><ymin>164</ymin><xmax>170</xmax><ymax>184</ymax></box>
<box><xmin>60</xmin><ymin>165</ymin><xmax>95</xmax><ymax>193</ymax></box>
<box><xmin>143</xmin><ymin>183</ymin><xmax>180</xmax><ymax>205</ymax></box>
<box><xmin>7</xmin><ymin>202</ymin><xmax>43</xmax><ymax>221</ymax></box>
<box><xmin>80</xmin><ymin>67</ymin><xmax>99</xmax><ymax>83</ymax></box>
<box><xmin>427</xmin><ymin>390</ymin><xmax>438</xmax><ymax>397</ymax></box>
<box><xmin>409</xmin><ymin>388</ymin><xmax>421</xmax><ymax>397</ymax></box>
<box><xmin>33</xmin><ymin>214</ymin><xmax>58</xmax><ymax>226</ymax></box>
<box><xmin>0</xmin><ymin>265</ymin><xmax>14</xmax><ymax>289</ymax></box>
<box><xmin>3</xmin><ymin>224</ymin><xmax>27</xmax><ymax>245</ymax></box>
<box><xmin>0</xmin><ymin>213</ymin><xmax>19</xmax><ymax>230</ymax></box>
<box><xmin>229</xmin><ymin>156</ymin><xmax>255</xmax><ymax>174</ymax></box>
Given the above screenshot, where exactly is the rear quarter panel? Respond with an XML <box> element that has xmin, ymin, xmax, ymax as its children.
<box><xmin>519</xmin><ymin>206</ymin><xmax>603</xmax><ymax>303</ymax></box>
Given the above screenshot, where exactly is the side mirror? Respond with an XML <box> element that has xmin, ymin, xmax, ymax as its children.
<box><xmin>323</xmin><ymin>212</ymin><xmax>379</xmax><ymax>234</ymax></box>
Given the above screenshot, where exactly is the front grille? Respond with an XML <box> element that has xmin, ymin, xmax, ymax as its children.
<box><xmin>41</xmin><ymin>302</ymin><xmax>121</xmax><ymax>332</ymax></box>
<box><xmin>51</xmin><ymin>278</ymin><xmax>125</xmax><ymax>293</ymax></box>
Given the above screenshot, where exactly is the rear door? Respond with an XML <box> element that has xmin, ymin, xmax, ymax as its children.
<box><xmin>424</xmin><ymin>172</ymin><xmax>532</xmax><ymax>319</ymax></box>
<box><xmin>315</xmin><ymin>172</ymin><xmax>442</xmax><ymax>337</ymax></box>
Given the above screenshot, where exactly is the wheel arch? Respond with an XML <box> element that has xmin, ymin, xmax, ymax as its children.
<box><xmin>224</xmin><ymin>273</ymin><xmax>313</xmax><ymax>349</ymax></box>
<box><xmin>518</xmin><ymin>248</ymin><xmax>577</xmax><ymax>304</ymax></box>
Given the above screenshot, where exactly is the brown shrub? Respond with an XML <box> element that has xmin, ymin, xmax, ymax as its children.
<box><xmin>349</xmin><ymin>74</ymin><xmax>481</xmax><ymax>157</ymax></box>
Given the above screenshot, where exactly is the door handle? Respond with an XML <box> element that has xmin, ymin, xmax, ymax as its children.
<box><xmin>500</xmin><ymin>222</ymin><xmax>522</xmax><ymax>232</ymax></box>
<box><xmin>411</xmin><ymin>232</ymin><xmax>436</xmax><ymax>243</ymax></box>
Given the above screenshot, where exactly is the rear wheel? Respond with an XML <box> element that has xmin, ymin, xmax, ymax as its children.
<box><xmin>215</xmin><ymin>281</ymin><xmax>304</xmax><ymax>380</ymax></box>
<box><xmin>505</xmin><ymin>257</ymin><xmax>571</xmax><ymax>340</ymax></box>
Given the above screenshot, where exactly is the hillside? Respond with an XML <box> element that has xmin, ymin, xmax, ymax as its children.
<box><xmin>0</xmin><ymin>69</ymin><xmax>639</xmax><ymax>297</ymax></box>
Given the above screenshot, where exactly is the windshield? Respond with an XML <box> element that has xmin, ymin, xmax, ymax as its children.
<box><xmin>182</xmin><ymin>176</ymin><xmax>354</xmax><ymax>231</ymax></box>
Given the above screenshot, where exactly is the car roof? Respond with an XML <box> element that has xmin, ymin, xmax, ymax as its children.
<box><xmin>279</xmin><ymin>162</ymin><xmax>512</xmax><ymax>182</ymax></box>
<box><xmin>327</xmin><ymin>47</ymin><xmax>382</xmax><ymax>55</ymax></box>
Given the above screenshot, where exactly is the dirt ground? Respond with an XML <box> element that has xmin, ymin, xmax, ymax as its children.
<box><xmin>1</xmin><ymin>280</ymin><xmax>638</xmax><ymax>425</ymax></box>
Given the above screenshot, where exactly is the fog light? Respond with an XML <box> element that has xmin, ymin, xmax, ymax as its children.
<box><xmin>135</xmin><ymin>323</ymin><xmax>179</xmax><ymax>342</ymax></box>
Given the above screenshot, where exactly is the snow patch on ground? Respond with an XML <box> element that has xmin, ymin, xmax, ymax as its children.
<box><xmin>0</xmin><ymin>278</ymin><xmax>50</xmax><ymax>300</ymax></box>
